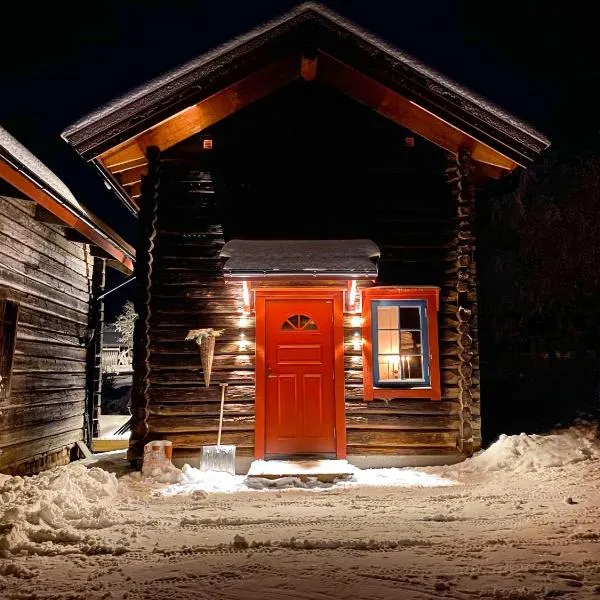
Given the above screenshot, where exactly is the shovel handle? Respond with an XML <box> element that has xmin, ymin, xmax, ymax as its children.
<box><xmin>217</xmin><ymin>383</ymin><xmax>228</xmax><ymax>446</ymax></box>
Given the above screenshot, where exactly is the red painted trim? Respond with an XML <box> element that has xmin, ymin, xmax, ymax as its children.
<box><xmin>254</xmin><ymin>295</ymin><xmax>267</xmax><ymax>459</ymax></box>
<box><xmin>254</xmin><ymin>288</ymin><xmax>346</xmax><ymax>459</ymax></box>
<box><xmin>361</xmin><ymin>287</ymin><xmax>441</xmax><ymax>401</ymax></box>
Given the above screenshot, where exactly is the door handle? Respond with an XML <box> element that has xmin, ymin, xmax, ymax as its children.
<box><xmin>267</xmin><ymin>363</ymin><xmax>276</xmax><ymax>378</ymax></box>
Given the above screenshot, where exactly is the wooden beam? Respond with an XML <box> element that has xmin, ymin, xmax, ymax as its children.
<box><xmin>122</xmin><ymin>181</ymin><xmax>141</xmax><ymax>198</ymax></box>
<box><xmin>106</xmin><ymin>258</ymin><xmax>134</xmax><ymax>276</ymax></box>
<box><xmin>300</xmin><ymin>54</ymin><xmax>318</xmax><ymax>81</ymax></box>
<box><xmin>106</xmin><ymin>156</ymin><xmax>148</xmax><ymax>174</ymax></box>
<box><xmin>99</xmin><ymin>55</ymin><xmax>300</xmax><ymax>173</ymax></box>
<box><xmin>116</xmin><ymin>166</ymin><xmax>145</xmax><ymax>186</ymax></box>
<box><xmin>317</xmin><ymin>53</ymin><xmax>519</xmax><ymax>172</ymax></box>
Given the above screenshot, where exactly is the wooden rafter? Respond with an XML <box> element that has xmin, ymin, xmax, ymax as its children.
<box><xmin>316</xmin><ymin>53</ymin><xmax>518</xmax><ymax>173</ymax></box>
<box><xmin>98</xmin><ymin>55</ymin><xmax>300</xmax><ymax>176</ymax></box>
<box><xmin>97</xmin><ymin>51</ymin><xmax>523</xmax><ymax>207</ymax></box>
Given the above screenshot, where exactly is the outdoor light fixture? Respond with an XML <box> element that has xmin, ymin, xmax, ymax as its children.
<box><xmin>242</xmin><ymin>280</ymin><xmax>251</xmax><ymax>314</ymax></box>
<box><xmin>350</xmin><ymin>316</ymin><xmax>363</xmax><ymax>328</ymax></box>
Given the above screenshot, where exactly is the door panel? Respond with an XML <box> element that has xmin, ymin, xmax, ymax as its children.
<box><xmin>265</xmin><ymin>299</ymin><xmax>336</xmax><ymax>455</ymax></box>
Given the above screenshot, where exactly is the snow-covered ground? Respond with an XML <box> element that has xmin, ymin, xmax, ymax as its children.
<box><xmin>1</xmin><ymin>425</ymin><xmax>600</xmax><ymax>599</ymax></box>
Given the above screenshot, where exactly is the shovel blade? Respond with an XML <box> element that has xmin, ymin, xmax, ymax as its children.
<box><xmin>200</xmin><ymin>445</ymin><xmax>236</xmax><ymax>475</ymax></box>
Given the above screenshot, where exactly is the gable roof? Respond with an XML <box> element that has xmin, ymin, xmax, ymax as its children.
<box><xmin>62</xmin><ymin>2</ymin><xmax>550</xmax><ymax>211</ymax></box>
<box><xmin>0</xmin><ymin>126</ymin><xmax>135</xmax><ymax>272</ymax></box>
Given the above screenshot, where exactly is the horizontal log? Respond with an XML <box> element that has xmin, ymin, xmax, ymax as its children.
<box><xmin>0</xmin><ymin>415</ymin><xmax>83</xmax><ymax>447</ymax></box>
<box><xmin>0</xmin><ymin>400</ymin><xmax>85</xmax><ymax>429</ymax></box>
<box><xmin>346</xmin><ymin>413</ymin><xmax>459</xmax><ymax>430</ymax></box>
<box><xmin>147</xmin><ymin>431</ymin><xmax>254</xmax><ymax>448</ymax></box>
<box><xmin>347</xmin><ymin>430</ymin><xmax>458</xmax><ymax>448</ymax></box>
<box><xmin>151</xmin><ymin>298</ymin><xmax>242</xmax><ymax>315</ymax></box>
<box><xmin>10</xmin><ymin>373</ymin><xmax>87</xmax><ymax>393</ymax></box>
<box><xmin>12</xmin><ymin>355</ymin><xmax>86</xmax><ymax>374</ymax></box>
<box><xmin>148</xmin><ymin>384</ymin><xmax>254</xmax><ymax>403</ymax></box>
<box><xmin>0</xmin><ymin>197</ymin><xmax>87</xmax><ymax>265</ymax></box>
<box><xmin>149</xmin><ymin>315</ymin><xmax>254</xmax><ymax>329</ymax></box>
<box><xmin>345</xmin><ymin>398</ymin><xmax>460</xmax><ymax>415</ymax></box>
<box><xmin>151</xmin><ymin>328</ymin><xmax>253</xmax><ymax>343</ymax></box>
<box><xmin>148</xmin><ymin>401</ymin><xmax>255</xmax><ymax>416</ymax></box>
<box><xmin>150</xmin><ymin>339</ymin><xmax>255</xmax><ymax>355</ymax></box>
<box><xmin>0</xmin><ymin>248</ymin><xmax>89</xmax><ymax>306</ymax></box>
<box><xmin>0</xmin><ymin>235</ymin><xmax>89</xmax><ymax>295</ymax></box>
<box><xmin>14</xmin><ymin>339</ymin><xmax>87</xmax><ymax>362</ymax></box>
<box><xmin>150</xmin><ymin>353</ymin><xmax>254</xmax><ymax>370</ymax></box>
<box><xmin>7</xmin><ymin>389</ymin><xmax>86</xmax><ymax>407</ymax></box>
<box><xmin>0</xmin><ymin>429</ymin><xmax>82</xmax><ymax>471</ymax></box>
<box><xmin>17</xmin><ymin>307</ymin><xmax>89</xmax><ymax>337</ymax></box>
<box><xmin>149</xmin><ymin>370</ymin><xmax>254</xmax><ymax>386</ymax></box>
<box><xmin>146</xmin><ymin>415</ymin><xmax>254</xmax><ymax>432</ymax></box>
<box><xmin>347</xmin><ymin>446</ymin><xmax>460</xmax><ymax>456</ymax></box>
<box><xmin>0</xmin><ymin>265</ymin><xmax>89</xmax><ymax>318</ymax></box>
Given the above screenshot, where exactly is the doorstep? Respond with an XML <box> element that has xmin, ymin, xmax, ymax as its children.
<box><xmin>247</xmin><ymin>458</ymin><xmax>355</xmax><ymax>483</ymax></box>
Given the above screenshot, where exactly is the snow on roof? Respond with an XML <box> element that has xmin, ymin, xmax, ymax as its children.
<box><xmin>62</xmin><ymin>2</ymin><xmax>549</xmax><ymax>153</ymax></box>
<box><xmin>220</xmin><ymin>239</ymin><xmax>380</xmax><ymax>277</ymax></box>
<box><xmin>0</xmin><ymin>125</ymin><xmax>82</xmax><ymax>211</ymax></box>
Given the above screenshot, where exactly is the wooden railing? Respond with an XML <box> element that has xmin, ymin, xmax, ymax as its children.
<box><xmin>102</xmin><ymin>347</ymin><xmax>133</xmax><ymax>374</ymax></box>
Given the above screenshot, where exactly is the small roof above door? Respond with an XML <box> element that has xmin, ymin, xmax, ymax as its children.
<box><xmin>220</xmin><ymin>239</ymin><xmax>380</xmax><ymax>279</ymax></box>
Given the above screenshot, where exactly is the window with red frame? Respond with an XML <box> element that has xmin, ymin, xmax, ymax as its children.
<box><xmin>361</xmin><ymin>287</ymin><xmax>441</xmax><ymax>401</ymax></box>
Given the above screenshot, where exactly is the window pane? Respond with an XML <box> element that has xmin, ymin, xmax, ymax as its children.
<box><xmin>401</xmin><ymin>355</ymin><xmax>423</xmax><ymax>380</ymax></box>
<box><xmin>281</xmin><ymin>320</ymin><xmax>295</xmax><ymax>330</ymax></box>
<box><xmin>400</xmin><ymin>307</ymin><xmax>421</xmax><ymax>330</ymax></box>
<box><xmin>400</xmin><ymin>331</ymin><xmax>421</xmax><ymax>353</ymax></box>
<box><xmin>378</xmin><ymin>329</ymin><xmax>399</xmax><ymax>354</ymax></box>
<box><xmin>378</xmin><ymin>357</ymin><xmax>400</xmax><ymax>380</ymax></box>
<box><xmin>304</xmin><ymin>320</ymin><xmax>317</xmax><ymax>330</ymax></box>
<box><xmin>377</xmin><ymin>305</ymin><xmax>398</xmax><ymax>329</ymax></box>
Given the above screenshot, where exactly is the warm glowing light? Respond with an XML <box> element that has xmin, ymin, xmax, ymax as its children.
<box><xmin>239</xmin><ymin>316</ymin><xmax>249</xmax><ymax>328</ymax></box>
<box><xmin>242</xmin><ymin>280</ymin><xmax>251</xmax><ymax>314</ymax></box>
<box><xmin>350</xmin><ymin>316</ymin><xmax>363</xmax><ymax>328</ymax></box>
<box><xmin>239</xmin><ymin>331</ymin><xmax>248</xmax><ymax>350</ymax></box>
<box><xmin>353</xmin><ymin>331</ymin><xmax>362</xmax><ymax>351</ymax></box>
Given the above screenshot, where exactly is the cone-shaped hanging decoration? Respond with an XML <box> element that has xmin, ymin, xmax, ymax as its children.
<box><xmin>185</xmin><ymin>328</ymin><xmax>224</xmax><ymax>388</ymax></box>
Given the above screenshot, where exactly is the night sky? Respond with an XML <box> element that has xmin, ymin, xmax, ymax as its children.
<box><xmin>2</xmin><ymin>0</ymin><xmax>599</xmax><ymax>316</ymax></box>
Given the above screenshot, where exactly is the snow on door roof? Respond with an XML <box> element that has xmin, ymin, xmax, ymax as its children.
<box><xmin>219</xmin><ymin>239</ymin><xmax>380</xmax><ymax>278</ymax></box>
<box><xmin>0</xmin><ymin>126</ymin><xmax>82</xmax><ymax>211</ymax></box>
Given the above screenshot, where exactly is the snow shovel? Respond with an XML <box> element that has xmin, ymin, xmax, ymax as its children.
<box><xmin>200</xmin><ymin>383</ymin><xmax>236</xmax><ymax>475</ymax></box>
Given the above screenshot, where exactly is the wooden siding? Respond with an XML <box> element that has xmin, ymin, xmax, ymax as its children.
<box><xmin>133</xmin><ymin>82</ymin><xmax>482</xmax><ymax>461</ymax></box>
<box><xmin>0</xmin><ymin>195</ymin><xmax>90</xmax><ymax>475</ymax></box>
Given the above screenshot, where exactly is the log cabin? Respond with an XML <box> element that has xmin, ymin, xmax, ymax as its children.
<box><xmin>61</xmin><ymin>3</ymin><xmax>550</xmax><ymax>471</ymax></box>
<box><xmin>0</xmin><ymin>126</ymin><xmax>135</xmax><ymax>475</ymax></box>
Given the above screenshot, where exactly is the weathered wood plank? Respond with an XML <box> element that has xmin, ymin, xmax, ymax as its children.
<box><xmin>0</xmin><ymin>400</ymin><xmax>85</xmax><ymax>429</ymax></box>
<box><xmin>14</xmin><ymin>339</ymin><xmax>87</xmax><ymax>362</ymax></box>
<box><xmin>0</xmin><ymin>429</ymin><xmax>82</xmax><ymax>470</ymax></box>
<box><xmin>345</xmin><ymin>399</ymin><xmax>460</xmax><ymax>415</ymax></box>
<box><xmin>10</xmin><ymin>373</ymin><xmax>87</xmax><ymax>393</ymax></box>
<box><xmin>0</xmin><ymin>415</ymin><xmax>83</xmax><ymax>447</ymax></box>
<box><xmin>8</xmin><ymin>389</ymin><xmax>86</xmax><ymax>407</ymax></box>
<box><xmin>347</xmin><ymin>446</ymin><xmax>460</xmax><ymax>456</ymax></box>
<box><xmin>148</xmin><ymin>402</ymin><xmax>254</xmax><ymax>416</ymax></box>
<box><xmin>146</xmin><ymin>415</ymin><xmax>254</xmax><ymax>432</ymax></box>
<box><xmin>148</xmin><ymin>384</ymin><xmax>254</xmax><ymax>403</ymax></box>
<box><xmin>0</xmin><ymin>235</ymin><xmax>89</xmax><ymax>293</ymax></box>
<box><xmin>347</xmin><ymin>430</ymin><xmax>458</xmax><ymax>448</ymax></box>
<box><xmin>12</xmin><ymin>355</ymin><xmax>86</xmax><ymax>374</ymax></box>
<box><xmin>346</xmin><ymin>413</ymin><xmax>459</xmax><ymax>430</ymax></box>
<box><xmin>146</xmin><ymin>431</ymin><xmax>254</xmax><ymax>448</ymax></box>
<box><xmin>0</xmin><ymin>197</ymin><xmax>87</xmax><ymax>264</ymax></box>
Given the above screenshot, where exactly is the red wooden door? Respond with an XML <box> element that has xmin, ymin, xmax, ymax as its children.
<box><xmin>264</xmin><ymin>299</ymin><xmax>336</xmax><ymax>456</ymax></box>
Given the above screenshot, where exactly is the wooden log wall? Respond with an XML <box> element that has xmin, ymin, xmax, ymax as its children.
<box><xmin>0</xmin><ymin>195</ymin><xmax>91</xmax><ymax>474</ymax></box>
<box><xmin>137</xmin><ymin>82</ymin><xmax>482</xmax><ymax>461</ymax></box>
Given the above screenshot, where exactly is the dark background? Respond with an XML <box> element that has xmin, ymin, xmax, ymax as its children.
<box><xmin>2</xmin><ymin>1</ymin><xmax>600</xmax><ymax>441</ymax></box>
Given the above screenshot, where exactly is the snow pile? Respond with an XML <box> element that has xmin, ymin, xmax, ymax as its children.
<box><xmin>345</xmin><ymin>466</ymin><xmax>455</xmax><ymax>488</ymax></box>
<box><xmin>441</xmin><ymin>425</ymin><xmax>600</xmax><ymax>477</ymax></box>
<box><xmin>161</xmin><ymin>465</ymin><xmax>248</xmax><ymax>495</ymax></box>
<box><xmin>0</xmin><ymin>463</ymin><xmax>123</xmax><ymax>557</ymax></box>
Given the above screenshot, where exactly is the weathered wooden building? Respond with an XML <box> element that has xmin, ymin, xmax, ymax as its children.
<box><xmin>62</xmin><ymin>3</ymin><xmax>549</xmax><ymax>469</ymax></box>
<box><xmin>0</xmin><ymin>126</ymin><xmax>135</xmax><ymax>475</ymax></box>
